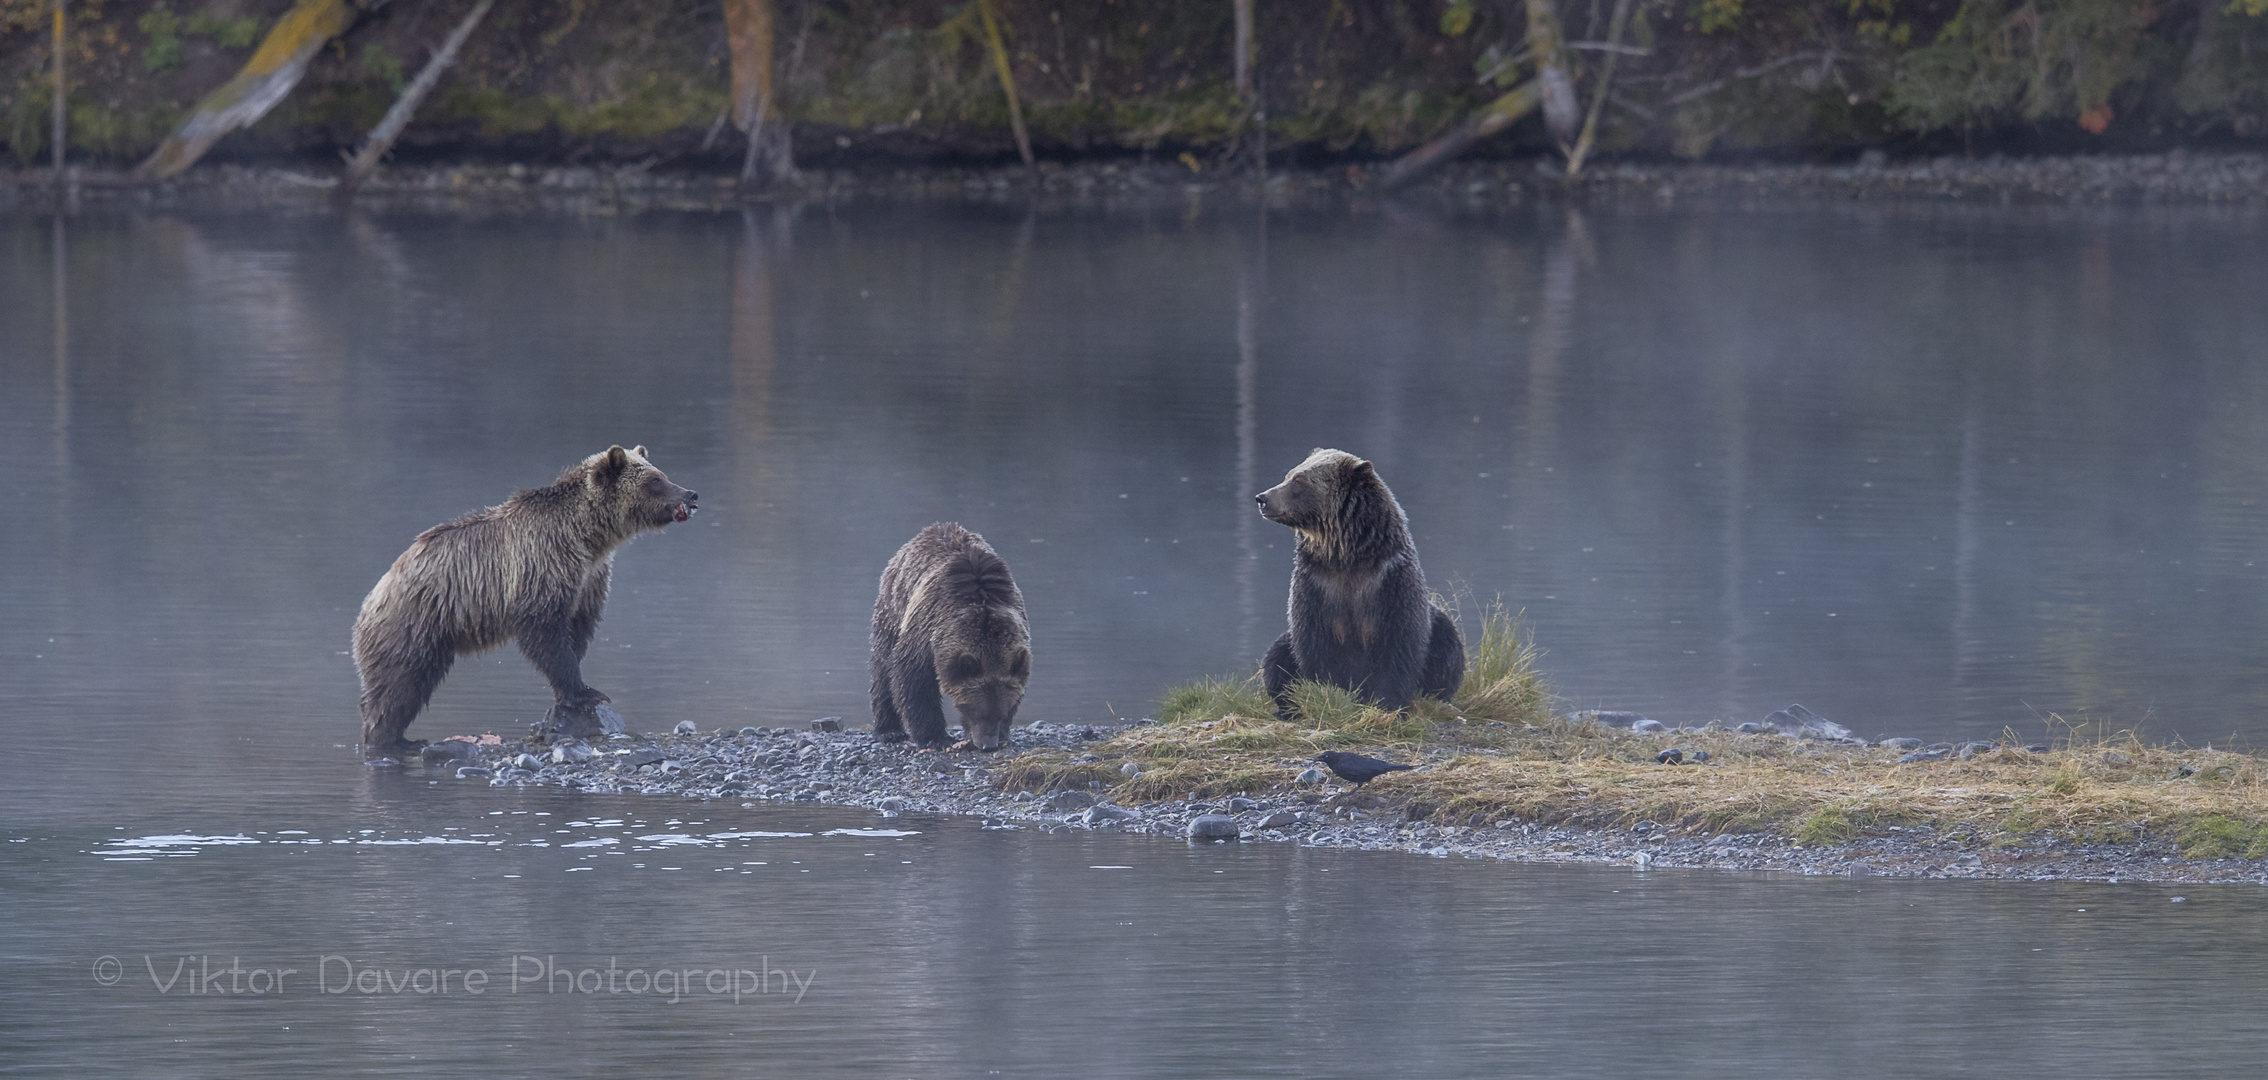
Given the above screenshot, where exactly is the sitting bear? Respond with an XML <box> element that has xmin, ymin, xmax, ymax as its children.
<box><xmin>870</xmin><ymin>523</ymin><xmax>1031</xmax><ymax>751</ymax></box>
<box><xmin>352</xmin><ymin>445</ymin><xmax>697</xmax><ymax>756</ymax></box>
<box><xmin>1256</xmin><ymin>448</ymin><xmax>1464</xmax><ymax>715</ymax></box>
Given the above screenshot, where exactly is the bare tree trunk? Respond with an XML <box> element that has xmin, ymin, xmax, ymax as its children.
<box><xmin>1526</xmin><ymin>0</ymin><xmax>1580</xmax><ymax>147</ymax></box>
<box><xmin>1563</xmin><ymin>0</ymin><xmax>1631</xmax><ymax>175</ymax></box>
<box><xmin>723</xmin><ymin>0</ymin><xmax>778</xmax><ymax>181</ymax></box>
<box><xmin>1380</xmin><ymin>80</ymin><xmax>1542</xmax><ymax>189</ymax></box>
<box><xmin>1232</xmin><ymin>0</ymin><xmax>1253</xmax><ymax>98</ymax></box>
<box><xmin>136</xmin><ymin>0</ymin><xmax>360</xmax><ymax>178</ymax></box>
<box><xmin>975</xmin><ymin>0</ymin><xmax>1036</xmax><ymax>175</ymax></box>
<box><xmin>342</xmin><ymin>0</ymin><xmax>492</xmax><ymax>189</ymax></box>
<box><xmin>51</xmin><ymin>0</ymin><xmax>64</xmax><ymax>183</ymax></box>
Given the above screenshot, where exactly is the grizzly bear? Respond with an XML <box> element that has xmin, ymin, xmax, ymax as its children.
<box><xmin>352</xmin><ymin>446</ymin><xmax>697</xmax><ymax>756</ymax></box>
<box><xmin>870</xmin><ymin>523</ymin><xmax>1031</xmax><ymax>751</ymax></box>
<box><xmin>1256</xmin><ymin>448</ymin><xmax>1464</xmax><ymax>715</ymax></box>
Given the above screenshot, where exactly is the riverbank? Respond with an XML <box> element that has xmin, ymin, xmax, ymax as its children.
<box><xmin>386</xmin><ymin>701</ymin><xmax>2268</xmax><ymax>887</ymax></box>
<box><xmin>7</xmin><ymin>149</ymin><xmax>2268</xmax><ymax>214</ymax></box>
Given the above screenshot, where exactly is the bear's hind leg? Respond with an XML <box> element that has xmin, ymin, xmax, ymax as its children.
<box><xmin>1262</xmin><ymin>631</ymin><xmax>1301</xmax><ymax>720</ymax></box>
<box><xmin>359</xmin><ymin>642</ymin><xmax>454</xmax><ymax>756</ymax></box>
<box><xmin>1419</xmin><ymin>606</ymin><xmax>1467</xmax><ymax>703</ymax></box>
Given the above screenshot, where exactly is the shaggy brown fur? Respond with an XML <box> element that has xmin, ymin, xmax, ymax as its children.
<box><xmin>870</xmin><ymin>523</ymin><xmax>1031</xmax><ymax>751</ymax></box>
<box><xmin>1256</xmin><ymin>448</ymin><xmax>1463</xmax><ymax>715</ymax></box>
<box><xmin>352</xmin><ymin>446</ymin><xmax>697</xmax><ymax>756</ymax></box>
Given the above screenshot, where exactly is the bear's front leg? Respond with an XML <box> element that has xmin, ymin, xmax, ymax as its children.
<box><xmin>517</xmin><ymin>613</ymin><xmax>607</xmax><ymax>708</ymax></box>
<box><xmin>892</xmin><ymin>654</ymin><xmax>953</xmax><ymax>749</ymax></box>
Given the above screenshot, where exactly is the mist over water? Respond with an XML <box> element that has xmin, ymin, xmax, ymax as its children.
<box><xmin>3</xmin><ymin>201</ymin><xmax>2266</xmax><ymax>1075</ymax></box>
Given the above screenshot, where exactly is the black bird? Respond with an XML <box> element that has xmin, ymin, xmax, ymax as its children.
<box><xmin>1315</xmin><ymin>751</ymin><xmax>1416</xmax><ymax>790</ymax></box>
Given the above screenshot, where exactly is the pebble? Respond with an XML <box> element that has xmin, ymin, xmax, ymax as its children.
<box><xmin>1295</xmin><ymin>768</ymin><xmax>1328</xmax><ymax>786</ymax></box>
<box><xmin>511</xmin><ymin>753</ymin><xmax>544</xmax><ymax>771</ymax></box>
<box><xmin>880</xmin><ymin>796</ymin><xmax>908</xmax><ymax>812</ymax></box>
<box><xmin>739</xmin><ymin>726</ymin><xmax>762</xmax><ymax>736</ymax></box>
<box><xmin>616</xmin><ymin>748</ymin><xmax>665</xmax><ymax>768</ymax></box>
<box><xmin>672</xmin><ymin>720</ymin><xmax>699</xmax><ymax>735</ymax></box>
<box><xmin>812</xmin><ymin>717</ymin><xmax>844</xmax><ymax>733</ymax></box>
<box><xmin>1120</xmin><ymin>762</ymin><xmax>1142</xmax><ymax>777</ymax></box>
<box><xmin>1899</xmin><ymin>750</ymin><xmax>1949</xmax><ymax>763</ymax></box>
<box><xmin>1735</xmin><ymin>722</ymin><xmax>1764</xmax><ymax>734</ymax></box>
<box><xmin>1185</xmin><ymin>815</ymin><xmax>1240</xmax><ymax>841</ymax></box>
<box><xmin>1630</xmin><ymin>719</ymin><xmax>1669</xmax><ymax>734</ymax></box>
<box><xmin>1226</xmin><ymin>797</ymin><xmax>1259</xmax><ymax>811</ymax></box>
<box><xmin>1256</xmin><ymin>810</ymin><xmax>1302</xmax><ymax>828</ymax></box>
<box><xmin>1654</xmin><ymin>748</ymin><xmax>1684</xmax><ymax>765</ymax></box>
<box><xmin>1880</xmin><ymin>738</ymin><xmax>1923</xmax><ymax>751</ymax></box>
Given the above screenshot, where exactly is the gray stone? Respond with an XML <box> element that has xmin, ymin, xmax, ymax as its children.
<box><xmin>1012</xmin><ymin>791</ymin><xmax>1036</xmax><ymax>802</ymax></box>
<box><xmin>659</xmin><ymin>760</ymin><xmax>685</xmax><ymax>775</ymax></box>
<box><xmin>455</xmin><ymin>766</ymin><xmax>493</xmax><ymax>780</ymax></box>
<box><xmin>1046</xmin><ymin>789</ymin><xmax>1096</xmax><ymax>812</ymax></box>
<box><xmin>1760</xmin><ymin>704</ymin><xmax>1852</xmax><ymax>741</ymax></box>
<box><xmin>1186</xmin><ymin>815</ymin><xmax>1240</xmax><ymax>841</ymax></box>
<box><xmin>511</xmin><ymin>753</ymin><xmax>544</xmax><ymax>771</ymax></box>
<box><xmin>1630</xmin><ymin>719</ymin><xmax>1669</xmax><ymax>734</ymax></box>
<box><xmin>1958</xmin><ymin>741</ymin><xmax>1997</xmax><ymax>760</ymax></box>
<box><xmin>880</xmin><ymin>796</ymin><xmax>908</xmax><ymax>812</ymax></box>
<box><xmin>1120</xmin><ymin>762</ymin><xmax>1142</xmax><ymax>778</ymax></box>
<box><xmin>1256</xmin><ymin>810</ymin><xmax>1302</xmax><ymax>828</ymax></box>
<box><xmin>1879</xmin><ymin>738</ymin><xmax>1923</xmax><ymax>752</ymax></box>
<box><xmin>1654</xmin><ymin>748</ymin><xmax>1684</xmax><ymax>765</ymax></box>
<box><xmin>1689</xmin><ymin>750</ymin><xmax>1712</xmax><ymax>763</ymax></box>
<box><xmin>1226</xmin><ymin>797</ymin><xmax>1259</xmax><ymax>811</ymax></box>
<box><xmin>1735</xmin><ymin>722</ymin><xmax>1764</xmax><ymax>734</ymax></box>
<box><xmin>1898</xmin><ymin>750</ymin><xmax>1948</xmax><ymax>763</ymax></box>
<box><xmin>552</xmin><ymin>741</ymin><xmax>597</xmax><ymax>764</ymax></box>
<box><xmin>1084</xmin><ymin>804</ymin><xmax>1140</xmax><ymax>825</ymax></box>
<box><xmin>811</xmin><ymin>717</ymin><xmax>843</xmax><ymax>733</ymax></box>
<box><xmin>673</xmin><ymin>720</ymin><xmax>699</xmax><ymax>735</ymax></box>
<box><xmin>738</xmin><ymin>726</ymin><xmax>761</xmax><ymax>737</ymax></box>
<box><xmin>617</xmin><ymin>748</ymin><xmax>665</xmax><ymax>768</ymax></box>
<box><xmin>2025</xmin><ymin>745</ymin><xmax>2050</xmax><ymax>753</ymax></box>
<box><xmin>1296</xmin><ymin>768</ymin><xmax>1329</xmax><ymax>786</ymax></box>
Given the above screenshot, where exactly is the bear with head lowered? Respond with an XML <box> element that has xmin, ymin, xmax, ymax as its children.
<box><xmin>1255</xmin><ymin>448</ymin><xmax>1463</xmax><ymax>716</ymax></box>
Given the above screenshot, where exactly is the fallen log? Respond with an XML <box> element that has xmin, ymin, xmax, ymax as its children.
<box><xmin>136</xmin><ymin>0</ymin><xmax>363</xmax><ymax>179</ymax></box>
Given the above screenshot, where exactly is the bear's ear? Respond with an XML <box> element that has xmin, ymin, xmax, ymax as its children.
<box><xmin>1350</xmin><ymin>458</ymin><xmax>1377</xmax><ymax>480</ymax></box>
<box><xmin>596</xmin><ymin>446</ymin><xmax>630</xmax><ymax>483</ymax></box>
<box><xmin>631</xmin><ymin>445</ymin><xmax>649</xmax><ymax>459</ymax></box>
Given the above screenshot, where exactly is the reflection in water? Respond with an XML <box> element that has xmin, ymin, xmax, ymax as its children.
<box><xmin>1234</xmin><ymin>207</ymin><xmax>1264</xmax><ymax>647</ymax></box>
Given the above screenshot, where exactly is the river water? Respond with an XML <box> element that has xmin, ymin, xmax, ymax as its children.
<box><xmin>2</xmin><ymin>199</ymin><xmax>2265</xmax><ymax>1075</ymax></box>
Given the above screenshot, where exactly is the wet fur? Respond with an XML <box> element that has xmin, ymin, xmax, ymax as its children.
<box><xmin>352</xmin><ymin>446</ymin><xmax>695</xmax><ymax>755</ymax></box>
<box><xmin>1257</xmin><ymin>449</ymin><xmax>1464</xmax><ymax>715</ymax></box>
<box><xmin>870</xmin><ymin>523</ymin><xmax>1031</xmax><ymax>750</ymax></box>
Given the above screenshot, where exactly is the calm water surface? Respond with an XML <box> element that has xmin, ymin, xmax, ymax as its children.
<box><xmin>2</xmin><ymin>200</ymin><xmax>2266</xmax><ymax>1074</ymax></box>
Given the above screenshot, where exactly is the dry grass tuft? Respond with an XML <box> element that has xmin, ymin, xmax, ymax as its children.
<box><xmin>1001</xmin><ymin>619</ymin><xmax>2268</xmax><ymax>856</ymax></box>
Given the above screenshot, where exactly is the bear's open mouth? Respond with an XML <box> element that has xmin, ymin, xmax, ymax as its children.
<box><xmin>673</xmin><ymin>503</ymin><xmax>694</xmax><ymax>523</ymax></box>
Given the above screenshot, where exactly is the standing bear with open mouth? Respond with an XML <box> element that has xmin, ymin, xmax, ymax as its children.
<box><xmin>352</xmin><ymin>445</ymin><xmax>697</xmax><ymax>757</ymax></box>
<box><xmin>1256</xmin><ymin>448</ymin><xmax>1464</xmax><ymax>717</ymax></box>
<box><xmin>869</xmin><ymin>523</ymin><xmax>1031</xmax><ymax>751</ymax></box>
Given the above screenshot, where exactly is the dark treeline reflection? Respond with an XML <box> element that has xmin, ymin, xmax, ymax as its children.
<box><xmin>3</xmin><ymin>203</ymin><xmax>2268</xmax><ymax>822</ymax></box>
